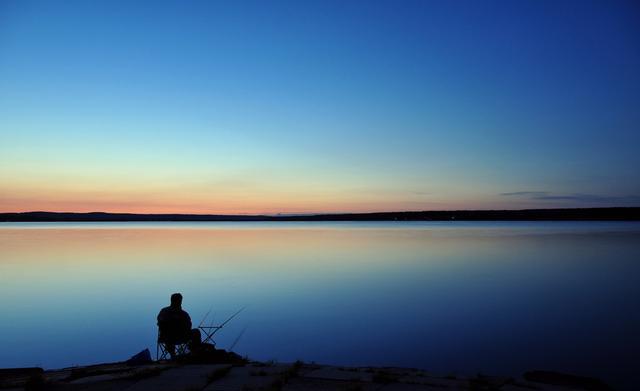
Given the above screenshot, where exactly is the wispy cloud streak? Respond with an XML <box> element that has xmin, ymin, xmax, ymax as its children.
<box><xmin>501</xmin><ymin>191</ymin><xmax>640</xmax><ymax>204</ymax></box>
<box><xmin>500</xmin><ymin>191</ymin><xmax>549</xmax><ymax>197</ymax></box>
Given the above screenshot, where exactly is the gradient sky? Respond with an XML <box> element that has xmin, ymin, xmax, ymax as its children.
<box><xmin>1</xmin><ymin>0</ymin><xmax>639</xmax><ymax>214</ymax></box>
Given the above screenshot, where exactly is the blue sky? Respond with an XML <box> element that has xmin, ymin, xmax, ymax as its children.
<box><xmin>1</xmin><ymin>0</ymin><xmax>639</xmax><ymax>213</ymax></box>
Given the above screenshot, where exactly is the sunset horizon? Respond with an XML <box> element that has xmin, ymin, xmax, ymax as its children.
<box><xmin>3</xmin><ymin>192</ymin><xmax>640</xmax><ymax>215</ymax></box>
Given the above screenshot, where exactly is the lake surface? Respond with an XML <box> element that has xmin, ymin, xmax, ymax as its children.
<box><xmin>1</xmin><ymin>221</ymin><xmax>639</xmax><ymax>389</ymax></box>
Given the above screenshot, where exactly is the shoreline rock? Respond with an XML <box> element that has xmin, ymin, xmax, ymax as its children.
<box><xmin>0</xmin><ymin>360</ymin><xmax>613</xmax><ymax>391</ymax></box>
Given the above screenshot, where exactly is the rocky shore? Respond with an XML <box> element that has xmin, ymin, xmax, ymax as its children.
<box><xmin>0</xmin><ymin>359</ymin><xmax>612</xmax><ymax>391</ymax></box>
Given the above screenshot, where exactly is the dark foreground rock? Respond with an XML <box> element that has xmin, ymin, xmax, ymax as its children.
<box><xmin>1</xmin><ymin>361</ymin><xmax>612</xmax><ymax>391</ymax></box>
<box><xmin>524</xmin><ymin>370</ymin><xmax>613</xmax><ymax>391</ymax></box>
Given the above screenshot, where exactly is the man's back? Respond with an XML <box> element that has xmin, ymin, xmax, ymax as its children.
<box><xmin>157</xmin><ymin>299</ymin><xmax>192</xmax><ymax>344</ymax></box>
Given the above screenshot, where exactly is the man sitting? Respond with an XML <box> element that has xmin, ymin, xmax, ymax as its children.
<box><xmin>157</xmin><ymin>293</ymin><xmax>192</xmax><ymax>359</ymax></box>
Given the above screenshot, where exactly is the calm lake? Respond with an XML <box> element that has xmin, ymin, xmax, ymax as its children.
<box><xmin>1</xmin><ymin>222</ymin><xmax>639</xmax><ymax>388</ymax></box>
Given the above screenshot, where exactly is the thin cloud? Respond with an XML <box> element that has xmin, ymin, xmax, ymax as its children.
<box><xmin>500</xmin><ymin>191</ymin><xmax>640</xmax><ymax>204</ymax></box>
<box><xmin>534</xmin><ymin>194</ymin><xmax>640</xmax><ymax>203</ymax></box>
<box><xmin>500</xmin><ymin>191</ymin><xmax>549</xmax><ymax>197</ymax></box>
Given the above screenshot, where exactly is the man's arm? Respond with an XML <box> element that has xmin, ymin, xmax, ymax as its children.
<box><xmin>157</xmin><ymin>308</ymin><xmax>167</xmax><ymax>326</ymax></box>
<box><xmin>185</xmin><ymin>311</ymin><xmax>192</xmax><ymax>330</ymax></box>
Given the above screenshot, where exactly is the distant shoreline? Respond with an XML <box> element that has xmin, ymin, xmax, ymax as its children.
<box><xmin>1</xmin><ymin>207</ymin><xmax>639</xmax><ymax>222</ymax></box>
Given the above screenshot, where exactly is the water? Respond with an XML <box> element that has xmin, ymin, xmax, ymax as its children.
<box><xmin>1</xmin><ymin>221</ymin><xmax>639</xmax><ymax>389</ymax></box>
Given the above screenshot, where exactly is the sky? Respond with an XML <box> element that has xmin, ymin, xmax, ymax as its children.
<box><xmin>1</xmin><ymin>0</ymin><xmax>639</xmax><ymax>214</ymax></box>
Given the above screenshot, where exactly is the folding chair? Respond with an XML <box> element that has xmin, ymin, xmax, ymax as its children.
<box><xmin>156</xmin><ymin>329</ymin><xmax>190</xmax><ymax>361</ymax></box>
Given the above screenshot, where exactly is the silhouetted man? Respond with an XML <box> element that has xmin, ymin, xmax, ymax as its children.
<box><xmin>157</xmin><ymin>293</ymin><xmax>192</xmax><ymax>358</ymax></box>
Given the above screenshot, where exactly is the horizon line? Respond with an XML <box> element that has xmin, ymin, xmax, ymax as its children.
<box><xmin>2</xmin><ymin>208</ymin><xmax>639</xmax><ymax>222</ymax></box>
<box><xmin>2</xmin><ymin>206</ymin><xmax>639</xmax><ymax>216</ymax></box>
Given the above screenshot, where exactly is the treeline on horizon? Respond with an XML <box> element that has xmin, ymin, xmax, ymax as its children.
<box><xmin>1</xmin><ymin>207</ymin><xmax>639</xmax><ymax>221</ymax></box>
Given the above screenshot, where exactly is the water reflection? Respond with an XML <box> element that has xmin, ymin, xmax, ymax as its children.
<box><xmin>1</xmin><ymin>222</ymin><xmax>639</xmax><ymax>389</ymax></box>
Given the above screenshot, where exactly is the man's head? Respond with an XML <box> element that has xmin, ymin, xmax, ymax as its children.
<box><xmin>170</xmin><ymin>293</ymin><xmax>183</xmax><ymax>308</ymax></box>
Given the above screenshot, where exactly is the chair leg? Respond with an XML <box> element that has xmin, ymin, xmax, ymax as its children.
<box><xmin>157</xmin><ymin>343</ymin><xmax>169</xmax><ymax>361</ymax></box>
<box><xmin>157</xmin><ymin>342</ymin><xmax>188</xmax><ymax>360</ymax></box>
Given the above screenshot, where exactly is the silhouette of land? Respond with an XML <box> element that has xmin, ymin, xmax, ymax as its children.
<box><xmin>1</xmin><ymin>207</ymin><xmax>639</xmax><ymax>222</ymax></box>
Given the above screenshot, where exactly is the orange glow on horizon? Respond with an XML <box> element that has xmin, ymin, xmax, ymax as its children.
<box><xmin>0</xmin><ymin>189</ymin><xmax>472</xmax><ymax>214</ymax></box>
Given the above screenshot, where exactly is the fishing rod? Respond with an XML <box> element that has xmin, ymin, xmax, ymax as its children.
<box><xmin>198</xmin><ymin>306</ymin><xmax>213</xmax><ymax>328</ymax></box>
<box><xmin>198</xmin><ymin>307</ymin><xmax>246</xmax><ymax>345</ymax></box>
<box><xmin>229</xmin><ymin>326</ymin><xmax>247</xmax><ymax>351</ymax></box>
<box><xmin>219</xmin><ymin>307</ymin><xmax>245</xmax><ymax>329</ymax></box>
